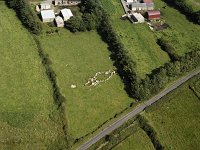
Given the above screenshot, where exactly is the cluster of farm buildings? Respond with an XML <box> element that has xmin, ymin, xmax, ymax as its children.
<box><xmin>123</xmin><ymin>0</ymin><xmax>161</xmax><ymax>23</ymax></box>
<box><xmin>36</xmin><ymin>0</ymin><xmax>81</xmax><ymax>27</ymax></box>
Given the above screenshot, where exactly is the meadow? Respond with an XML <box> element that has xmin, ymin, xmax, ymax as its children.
<box><xmin>0</xmin><ymin>2</ymin><xmax>64</xmax><ymax>149</ymax></box>
<box><xmin>186</xmin><ymin>0</ymin><xmax>200</xmax><ymax>11</ymax></box>
<box><xmin>39</xmin><ymin>29</ymin><xmax>133</xmax><ymax>139</ymax></box>
<box><xmin>155</xmin><ymin>0</ymin><xmax>200</xmax><ymax>56</ymax></box>
<box><xmin>101</xmin><ymin>0</ymin><xmax>170</xmax><ymax>78</ymax></box>
<box><xmin>142</xmin><ymin>74</ymin><xmax>200</xmax><ymax>149</ymax></box>
<box><xmin>113</xmin><ymin>128</ymin><xmax>154</xmax><ymax>150</ymax></box>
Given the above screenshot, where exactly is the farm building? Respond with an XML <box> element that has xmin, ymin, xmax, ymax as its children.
<box><xmin>40</xmin><ymin>1</ymin><xmax>51</xmax><ymax>10</ymax></box>
<box><xmin>55</xmin><ymin>16</ymin><xmax>64</xmax><ymax>27</ymax></box>
<box><xmin>147</xmin><ymin>10</ymin><xmax>160</xmax><ymax>19</ymax></box>
<box><xmin>60</xmin><ymin>8</ymin><xmax>73</xmax><ymax>21</ymax></box>
<box><xmin>54</xmin><ymin>0</ymin><xmax>68</xmax><ymax>5</ymax></box>
<box><xmin>130</xmin><ymin>2</ymin><xmax>154</xmax><ymax>11</ymax></box>
<box><xmin>41</xmin><ymin>10</ymin><xmax>55</xmax><ymax>22</ymax></box>
<box><xmin>131</xmin><ymin>13</ymin><xmax>145</xmax><ymax>23</ymax></box>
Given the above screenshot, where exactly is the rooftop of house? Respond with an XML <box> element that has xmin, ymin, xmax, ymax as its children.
<box><xmin>41</xmin><ymin>10</ymin><xmax>55</xmax><ymax>19</ymax></box>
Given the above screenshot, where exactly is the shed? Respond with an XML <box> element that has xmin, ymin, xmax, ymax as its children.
<box><xmin>147</xmin><ymin>10</ymin><xmax>160</xmax><ymax>20</ymax></box>
<box><xmin>60</xmin><ymin>8</ymin><xmax>73</xmax><ymax>21</ymax></box>
<box><xmin>41</xmin><ymin>10</ymin><xmax>55</xmax><ymax>22</ymax></box>
<box><xmin>55</xmin><ymin>16</ymin><xmax>64</xmax><ymax>27</ymax></box>
<box><xmin>130</xmin><ymin>2</ymin><xmax>154</xmax><ymax>11</ymax></box>
<box><xmin>131</xmin><ymin>13</ymin><xmax>145</xmax><ymax>23</ymax></box>
<box><xmin>40</xmin><ymin>2</ymin><xmax>51</xmax><ymax>10</ymax></box>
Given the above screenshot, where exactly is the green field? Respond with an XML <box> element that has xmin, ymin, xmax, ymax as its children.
<box><xmin>0</xmin><ymin>2</ymin><xmax>63</xmax><ymax>149</ymax></box>
<box><xmin>142</xmin><ymin>74</ymin><xmax>200</xmax><ymax>149</ymax></box>
<box><xmin>101</xmin><ymin>0</ymin><xmax>169</xmax><ymax>78</ymax></box>
<box><xmin>113</xmin><ymin>128</ymin><xmax>154</xmax><ymax>150</ymax></box>
<box><xmin>155</xmin><ymin>0</ymin><xmax>200</xmax><ymax>56</ymax></box>
<box><xmin>39</xmin><ymin>29</ymin><xmax>133</xmax><ymax>139</ymax></box>
<box><xmin>186</xmin><ymin>0</ymin><xmax>200</xmax><ymax>11</ymax></box>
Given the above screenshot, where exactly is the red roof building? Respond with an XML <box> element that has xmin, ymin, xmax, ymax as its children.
<box><xmin>143</xmin><ymin>0</ymin><xmax>153</xmax><ymax>3</ymax></box>
<box><xmin>147</xmin><ymin>10</ymin><xmax>160</xmax><ymax>20</ymax></box>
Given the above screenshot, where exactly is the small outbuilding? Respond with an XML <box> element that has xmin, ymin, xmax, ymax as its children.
<box><xmin>130</xmin><ymin>2</ymin><xmax>154</xmax><ymax>11</ymax></box>
<box><xmin>41</xmin><ymin>10</ymin><xmax>55</xmax><ymax>22</ymax></box>
<box><xmin>60</xmin><ymin>8</ymin><xmax>73</xmax><ymax>21</ymax></box>
<box><xmin>55</xmin><ymin>16</ymin><xmax>64</xmax><ymax>27</ymax></box>
<box><xmin>40</xmin><ymin>2</ymin><xmax>51</xmax><ymax>10</ymax></box>
<box><xmin>147</xmin><ymin>10</ymin><xmax>160</xmax><ymax>20</ymax></box>
<box><xmin>131</xmin><ymin>13</ymin><xmax>145</xmax><ymax>23</ymax></box>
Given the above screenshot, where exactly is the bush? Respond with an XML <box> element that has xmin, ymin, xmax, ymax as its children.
<box><xmin>66</xmin><ymin>17</ymin><xmax>86</xmax><ymax>32</ymax></box>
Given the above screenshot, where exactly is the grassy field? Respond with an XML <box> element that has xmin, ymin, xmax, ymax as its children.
<box><xmin>101</xmin><ymin>0</ymin><xmax>170</xmax><ymax>78</ymax></box>
<box><xmin>39</xmin><ymin>29</ymin><xmax>133</xmax><ymax>139</ymax></box>
<box><xmin>142</xmin><ymin>74</ymin><xmax>200</xmax><ymax>149</ymax></box>
<box><xmin>113</xmin><ymin>128</ymin><xmax>155</xmax><ymax>150</ymax></box>
<box><xmin>186</xmin><ymin>0</ymin><xmax>200</xmax><ymax>11</ymax></box>
<box><xmin>0</xmin><ymin>2</ymin><xmax>63</xmax><ymax>149</ymax></box>
<box><xmin>155</xmin><ymin>0</ymin><xmax>200</xmax><ymax>56</ymax></box>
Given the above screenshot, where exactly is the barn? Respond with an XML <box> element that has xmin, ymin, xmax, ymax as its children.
<box><xmin>147</xmin><ymin>10</ymin><xmax>160</xmax><ymax>20</ymax></box>
<box><xmin>60</xmin><ymin>8</ymin><xmax>73</xmax><ymax>21</ymax></box>
<box><xmin>41</xmin><ymin>10</ymin><xmax>55</xmax><ymax>22</ymax></box>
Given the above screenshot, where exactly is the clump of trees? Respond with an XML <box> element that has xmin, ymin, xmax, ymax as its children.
<box><xmin>6</xmin><ymin>0</ymin><xmax>42</xmax><ymax>34</ymax></box>
<box><xmin>163</xmin><ymin>0</ymin><xmax>200</xmax><ymax>24</ymax></box>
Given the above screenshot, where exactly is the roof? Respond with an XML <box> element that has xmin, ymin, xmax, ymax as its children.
<box><xmin>143</xmin><ymin>0</ymin><xmax>153</xmax><ymax>3</ymax></box>
<box><xmin>41</xmin><ymin>10</ymin><xmax>55</xmax><ymax>19</ymax></box>
<box><xmin>132</xmin><ymin>13</ymin><xmax>145</xmax><ymax>22</ymax></box>
<box><xmin>131</xmin><ymin>3</ymin><xmax>146</xmax><ymax>8</ymax></box>
<box><xmin>55</xmin><ymin>16</ymin><xmax>64</xmax><ymax>23</ymax></box>
<box><xmin>61</xmin><ymin>8</ymin><xmax>73</xmax><ymax>17</ymax></box>
<box><xmin>147</xmin><ymin>10</ymin><xmax>160</xmax><ymax>15</ymax></box>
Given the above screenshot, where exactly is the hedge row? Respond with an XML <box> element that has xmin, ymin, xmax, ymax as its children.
<box><xmin>137</xmin><ymin>115</ymin><xmax>164</xmax><ymax>150</ymax></box>
<box><xmin>163</xmin><ymin>0</ymin><xmax>200</xmax><ymax>24</ymax></box>
<box><xmin>6</xmin><ymin>0</ymin><xmax>42</xmax><ymax>34</ymax></box>
<box><xmin>33</xmin><ymin>37</ymin><xmax>72</xmax><ymax>149</ymax></box>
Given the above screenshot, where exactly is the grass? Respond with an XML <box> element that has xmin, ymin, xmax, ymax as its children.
<box><xmin>113</xmin><ymin>128</ymin><xmax>155</xmax><ymax>150</ymax></box>
<box><xmin>0</xmin><ymin>2</ymin><xmax>63</xmax><ymax>149</ymax></box>
<box><xmin>101</xmin><ymin>0</ymin><xmax>170</xmax><ymax>78</ymax></box>
<box><xmin>39</xmin><ymin>29</ymin><xmax>133</xmax><ymax>139</ymax></box>
<box><xmin>155</xmin><ymin>0</ymin><xmax>200</xmax><ymax>55</ymax></box>
<box><xmin>186</xmin><ymin>0</ymin><xmax>200</xmax><ymax>11</ymax></box>
<box><xmin>142</xmin><ymin>74</ymin><xmax>200</xmax><ymax>149</ymax></box>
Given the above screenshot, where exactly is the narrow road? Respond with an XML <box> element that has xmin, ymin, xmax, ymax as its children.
<box><xmin>78</xmin><ymin>68</ymin><xmax>200</xmax><ymax>150</ymax></box>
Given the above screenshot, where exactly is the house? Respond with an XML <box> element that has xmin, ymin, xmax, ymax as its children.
<box><xmin>131</xmin><ymin>13</ymin><xmax>145</xmax><ymax>23</ymax></box>
<box><xmin>55</xmin><ymin>16</ymin><xmax>64</xmax><ymax>27</ymax></box>
<box><xmin>60</xmin><ymin>8</ymin><xmax>73</xmax><ymax>21</ymax></box>
<box><xmin>41</xmin><ymin>10</ymin><xmax>55</xmax><ymax>22</ymax></box>
<box><xmin>130</xmin><ymin>2</ymin><xmax>154</xmax><ymax>11</ymax></box>
<box><xmin>40</xmin><ymin>1</ymin><xmax>51</xmax><ymax>10</ymax></box>
<box><xmin>147</xmin><ymin>10</ymin><xmax>160</xmax><ymax>19</ymax></box>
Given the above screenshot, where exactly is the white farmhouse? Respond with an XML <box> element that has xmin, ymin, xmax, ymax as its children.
<box><xmin>41</xmin><ymin>10</ymin><xmax>55</xmax><ymax>22</ymax></box>
<box><xmin>60</xmin><ymin>8</ymin><xmax>73</xmax><ymax>21</ymax></box>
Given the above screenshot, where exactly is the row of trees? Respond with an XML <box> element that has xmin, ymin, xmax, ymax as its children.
<box><xmin>6</xmin><ymin>0</ymin><xmax>42</xmax><ymax>34</ymax></box>
<box><xmin>163</xmin><ymin>0</ymin><xmax>200</xmax><ymax>24</ymax></box>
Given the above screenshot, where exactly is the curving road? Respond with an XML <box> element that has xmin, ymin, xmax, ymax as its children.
<box><xmin>78</xmin><ymin>68</ymin><xmax>200</xmax><ymax>150</ymax></box>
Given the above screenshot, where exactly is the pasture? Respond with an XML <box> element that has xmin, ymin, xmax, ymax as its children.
<box><xmin>0</xmin><ymin>1</ymin><xmax>63</xmax><ymax>149</ymax></box>
<box><xmin>155</xmin><ymin>0</ymin><xmax>200</xmax><ymax>56</ymax></box>
<box><xmin>39</xmin><ymin>29</ymin><xmax>133</xmax><ymax>139</ymax></box>
<box><xmin>101</xmin><ymin>0</ymin><xmax>170</xmax><ymax>78</ymax></box>
<box><xmin>113</xmin><ymin>128</ymin><xmax>154</xmax><ymax>150</ymax></box>
<box><xmin>142</xmin><ymin>74</ymin><xmax>200</xmax><ymax>149</ymax></box>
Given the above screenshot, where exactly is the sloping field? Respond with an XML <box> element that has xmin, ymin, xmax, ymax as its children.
<box><xmin>142</xmin><ymin>74</ymin><xmax>200</xmax><ymax>149</ymax></box>
<box><xmin>187</xmin><ymin>0</ymin><xmax>200</xmax><ymax>11</ymax></box>
<box><xmin>155</xmin><ymin>0</ymin><xmax>200</xmax><ymax>56</ymax></box>
<box><xmin>0</xmin><ymin>2</ymin><xmax>63</xmax><ymax>149</ymax></box>
<box><xmin>101</xmin><ymin>0</ymin><xmax>170</xmax><ymax>78</ymax></box>
<box><xmin>39</xmin><ymin>29</ymin><xmax>133</xmax><ymax>139</ymax></box>
<box><xmin>113</xmin><ymin>128</ymin><xmax>155</xmax><ymax>150</ymax></box>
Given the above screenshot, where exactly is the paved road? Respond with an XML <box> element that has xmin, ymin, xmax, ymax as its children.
<box><xmin>78</xmin><ymin>68</ymin><xmax>200</xmax><ymax>150</ymax></box>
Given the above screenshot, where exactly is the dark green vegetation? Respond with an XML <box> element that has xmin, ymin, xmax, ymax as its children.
<box><xmin>7</xmin><ymin>0</ymin><xmax>42</xmax><ymax>34</ymax></box>
<box><xmin>0</xmin><ymin>1</ymin><xmax>64</xmax><ymax>149</ymax></box>
<box><xmin>143</xmin><ymin>74</ymin><xmax>200</xmax><ymax>149</ymax></box>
